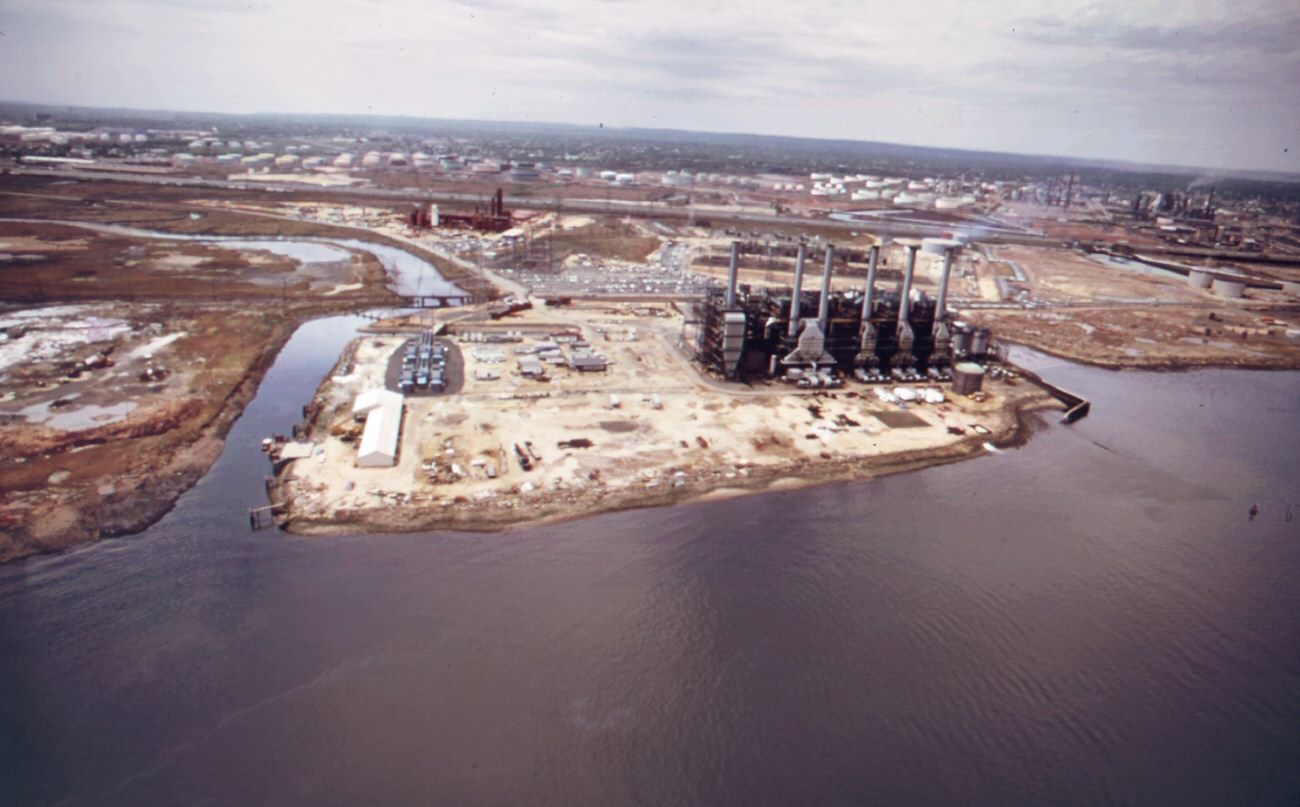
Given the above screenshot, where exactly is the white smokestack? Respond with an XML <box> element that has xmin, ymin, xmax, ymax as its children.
<box><xmin>817</xmin><ymin>244</ymin><xmax>834</xmax><ymax>335</ymax></box>
<box><xmin>788</xmin><ymin>242</ymin><xmax>806</xmax><ymax>337</ymax></box>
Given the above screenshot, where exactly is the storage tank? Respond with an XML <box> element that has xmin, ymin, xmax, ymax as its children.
<box><xmin>1211</xmin><ymin>278</ymin><xmax>1246</xmax><ymax>298</ymax></box>
<box><xmin>1187</xmin><ymin>269</ymin><xmax>1213</xmax><ymax>289</ymax></box>
<box><xmin>951</xmin><ymin>328</ymin><xmax>970</xmax><ymax>355</ymax></box>
<box><xmin>970</xmin><ymin>327</ymin><xmax>991</xmax><ymax>356</ymax></box>
<box><xmin>1281</xmin><ymin>281</ymin><xmax>1300</xmax><ymax>297</ymax></box>
<box><xmin>952</xmin><ymin>362</ymin><xmax>985</xmax><ymax>396</ymax></box>
<box><xmin>921</xmin><ymin>237</ymin><xmax>962</xmax><ymax>255</ymax></box>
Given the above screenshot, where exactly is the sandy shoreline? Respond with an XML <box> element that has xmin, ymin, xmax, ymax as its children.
<box><xmin>277</xmin><ymin>385</ymin><xmax>1063</xmax><ymax>538</ymax></box>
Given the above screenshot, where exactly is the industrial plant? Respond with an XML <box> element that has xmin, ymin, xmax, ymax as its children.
<box><xmin>695</xmin><ymin>239</ymin><xmax>992</xmax><ymax>383</ymax></box>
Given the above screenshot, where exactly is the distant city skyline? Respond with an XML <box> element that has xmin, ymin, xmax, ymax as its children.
<box><xmin>1</xmin><ymin>0</ymin><xmax>1297</xmax><ymax>173</ymax></box>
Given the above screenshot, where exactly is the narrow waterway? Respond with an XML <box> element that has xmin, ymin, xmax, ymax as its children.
<box><xmin>0</xmin><ymin>218</ymin><xmax>462</xmax><ymax>297</ymax></box>
<box><xmin>1</xmin><ymin>323</ymin><xmax>1298</xmax><ymax>805</ymax></box>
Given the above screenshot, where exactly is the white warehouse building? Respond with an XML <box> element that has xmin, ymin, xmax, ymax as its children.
<box><xmin>353</xmin><ymin>388</ymin><xmax>404</xmax><ymax>467</ymax></box>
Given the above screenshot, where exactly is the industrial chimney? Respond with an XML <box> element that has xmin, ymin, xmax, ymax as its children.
<box><xmin>931</xmin><ymin>246</ymin><xmax>958</xmax><ymax>366</ymax></box>
<box><xmin>725</xmin><ymin>241</ymin><xmax>739</xmax><ymax>308</ymax></box>
<box><xmin>817</xmin><ymin>245</ymin><xmax>834</xmax><ymax>335</ymax></box>
<box><xmin>893</xmin><ymin>243</ymin><xmax>919</xmax><ymax>370</ymax></box>
<box><xmin>788</xmin><ymin>242</ymin><xmax>806</xmax><ymax>338</ymax></box>
<box><xmin>935</xmin><ymin>247</ymin><xmax>956</xmax><ymax>321</ymax></box>
<box><xmin>855</xmin><ymin>244</ymin><xmax>881</xmax><ymax>367</ymax></box>
<box><xmin>861</xmin><ymin>244</ymin><xmax>879</xmax><ymax>323</ymax></box>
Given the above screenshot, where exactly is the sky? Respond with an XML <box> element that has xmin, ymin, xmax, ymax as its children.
<box><xmin>1</xmin><ymin>0</ymin><xmax>1298</xmax><ymax>173</ymax></box>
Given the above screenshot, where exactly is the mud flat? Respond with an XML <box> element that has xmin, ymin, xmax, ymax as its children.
<box><xmin>277</xmin><ymin>303</ymin><xmax>1061</xmax><ymax>535</ymax></box>
<box><xmin>0</xmin><ymin>219</ymin><xmax>450</xmax><ymax>562</ymax></box>
<box><xmin>0</xmin><ymin>303</ymin><xmax>311</xmax><ymax>561</ymax></box>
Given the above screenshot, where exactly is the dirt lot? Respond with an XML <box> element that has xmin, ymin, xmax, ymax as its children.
<box><xmin>991</xmin><ymin>244</ymin><xmax>1212</xmax><ymax>304</ymax></box>
<box><xmin>279</xmin><ymin>303</ymin><xmax>1058</xmax><ymax>533</ymax></box>
<box><xmin>970</xmin><ymin>305</ymin><xmax>1300</xmax><ymax>368</ymax></box>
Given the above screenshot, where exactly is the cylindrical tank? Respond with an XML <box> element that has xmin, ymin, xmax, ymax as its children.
<box><xmin>1187</xmin><ymin>269</ymin><xmax>1213</xmax><ymax>289</ymax></box>
<box><xmin>1211</xmin><ymin>278</ymin><xmax>1246</xmax><ymax>298</ymax></box>
<box><xmin>952</xmin><ymin>362</ymin><xmax>985</xmax><ymax>396</ymax></box>
<box><xmin>970</xmin><ymin>327</ymin><xmax>991</xmax><ymax>356</ymax></box>
<box><xmin>1281</xmin><ymin>281</ymin><xmax>1300</xmax><ymax>297</ymax></box>
<box><xmin>951</xmin><ymin>329</ymin><xmax>970</xmax><ymax>355</ymax></box>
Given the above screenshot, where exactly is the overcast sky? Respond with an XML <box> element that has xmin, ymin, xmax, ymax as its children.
<box><xmin>2</xmin><ymin>0</ymin><xmax>1298</xmax><ymax>172</ymax></box>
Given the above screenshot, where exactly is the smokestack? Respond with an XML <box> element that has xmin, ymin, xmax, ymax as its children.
<box><xmin>860</xmin><ymin>245</ymin><xmax>879</xmax><ymax>321</ymax></box>
<box><xmin>899</xmin><ymin>245</ymin><xmax>917</xmax><ymax>326</ymax></box>
<box><xmin>788</xmin><ymin>242</ymin><xmax>806</xmax><ymax>337</ymax></box>
<box><xmin>817</xmin><ymin>244</ymin><xmax>834</xmax><ymax>335</ymax></box>
<box><xmin>725</xmin><ymin>240</ymin><xmax>739</xmax><ymax>308</ymax></box>
<box><xmin>1063</xmin><ymin>174</ymin><xmax>1074</xmax><ymax>208</ymax></box>
<box><xmin>1205</xmin><ymin>186</ymin><xmax>1215</xmax><ymax>218</ymax></box>
<box><xmin>935</xmin><ymin>247</ymin><xmax>955</xmax><ymax>321</ymax></box>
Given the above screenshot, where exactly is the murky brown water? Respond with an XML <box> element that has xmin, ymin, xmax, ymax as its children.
<box><xmin>2</xmin><ymin>325</ymin><xmax>1297</xmax><ymax>806</ymax></box>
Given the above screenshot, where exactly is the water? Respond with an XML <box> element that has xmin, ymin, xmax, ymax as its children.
<box><xmin>0</xmin><ymin>218</ymin><xmax>461</xmax><ymax>298</ymax></box>
<box><xmin>1</xmin><ymin>328</ymin><xmax>1298</xmax><ymax>805</ymax></box>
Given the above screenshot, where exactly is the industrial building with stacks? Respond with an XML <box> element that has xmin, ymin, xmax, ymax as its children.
<box><xmin>694</xmin><ymin>238</ymin><xmax>994</xmax><ymax>390</ymax></box>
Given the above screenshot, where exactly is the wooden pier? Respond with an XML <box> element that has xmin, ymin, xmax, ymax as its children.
<box><xmin>1010</xmin><ymin>364</ymin><xmax>1092</xmax><ymax>423</ymax></box>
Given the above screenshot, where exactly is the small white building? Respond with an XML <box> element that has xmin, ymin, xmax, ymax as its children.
<box><xmin>353</xmin><ymin>388</ymin><xmax>403</xmax><ymax>467</ymax></box>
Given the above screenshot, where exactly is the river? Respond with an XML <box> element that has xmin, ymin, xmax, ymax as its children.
<box><xmin>1</xmin><ymin>320</ymin><xmax>1298</xmax><ymax>804</ymax></box>
<box><xmin>0</xmin><ymin>218</ymin><xmax>463</xmax><ymax>297</ymax></box>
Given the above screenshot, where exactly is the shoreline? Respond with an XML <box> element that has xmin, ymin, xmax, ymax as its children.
<box><xmin>276</xmin><ymin>388</ymin><xmax>1063</xmax><ymax>537</ymax></box>
<box><xmin>0</xmin><ymin>299</ymin><xmax>391</xmax><ymax>564</ymax></box>
<box><xmin>997</xmin><ymin>337</ymin><xmax>1300</xmax><ymax>373</ymax></box>
<box><xmin>5</xmin><ymin>309</ymin><xmax>1292</xmax><ymax>565</ymax></box>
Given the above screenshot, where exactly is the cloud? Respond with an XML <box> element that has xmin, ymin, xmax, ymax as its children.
<box><xmin>1016</xmin><ymin>10</ymin><xmax>1300</xmax><ymax>56</ymax></box>
<box><xmin>0</xmin><ymin>0</ymin><xmax>1295</xmax><ymax>172</ymax></box>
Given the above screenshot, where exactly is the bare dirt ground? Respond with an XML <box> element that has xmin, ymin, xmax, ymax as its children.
<box><xmin>0</xmin><ymin>178</ymin><xmax>436</xmax><ymax>562</ymax></box>
<box><xmin>991</xmin><ymin>245</ymin><xmax>1211</xmax><ymax>303</ymax></box>
<box><xmin>961</xmin><ymin>239</ymin><xmax>1300</xmax><ymax>368</ymax></box>
<box><xmin>0</xmin><ymin>303</ymin><xmax>301</xmax><ymax>561</ymax></box>
<box><xmin>278</xmin><ymin>303</ymin><xmax>1059</xmax><ymax>534</ymax></box>
<box><xmin>973</xmin><ymin>305</ymin><xmax>1300</xmax><ymax>369</ymax></box>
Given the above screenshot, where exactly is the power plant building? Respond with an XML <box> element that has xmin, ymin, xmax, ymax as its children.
<box><xmin>695</xmin><ymin>240</ymin><xmax>990</xmax><ymax>383</ymax></box>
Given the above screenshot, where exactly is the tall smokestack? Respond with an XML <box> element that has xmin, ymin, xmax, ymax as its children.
<box><xmin>725</xmin><ymin>240</ymin><xmax>739</xmax><ymax>308</ymax></box>
<box><xmin>1205</xmin><ymin>187</ymin><xmax>1215</xmax><ymax>218</ymax></box>
<box><xmin>817</xmin><ymin>244</ymin><xmax>834</xmax><ymax>335</ymax></box>
<box><xmin>788</xmin><ymin>242</ymin><xmax>807</xmax><ymax>337</ymax></box>
<box><xmin>935</xmin><ymin>247</ymin><xmax>955</xmax><ymax>322</ymax></box>
<box><xmin>899</xmin><ymin>244</ymin><xmax>917</xmax><ymax>326</ymax></box>
<box><xmin>861</xmin><ymin>245</ymin><xmax>879</xmax><ymax>321</ymax></box>
<box><xmin>1063</xmin><ymin>174</ymin><xmax>1074</xmax><ymax>208</ymax></box>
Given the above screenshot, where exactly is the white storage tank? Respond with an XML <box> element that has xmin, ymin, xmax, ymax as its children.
<box><xmin>1281</xmin><ymin>281</ymin><xmax>1300</xmax><ymax>297</ymax></box>
<box><xmin>1211</xmin><ymin>278</ymin><xmax>1246</xmax><ymax>298</ymax></box>
<box><xmin>1187</xmin><ymin>269</ymin><xmax>1213</xmax><ymax>289</ymax></box>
